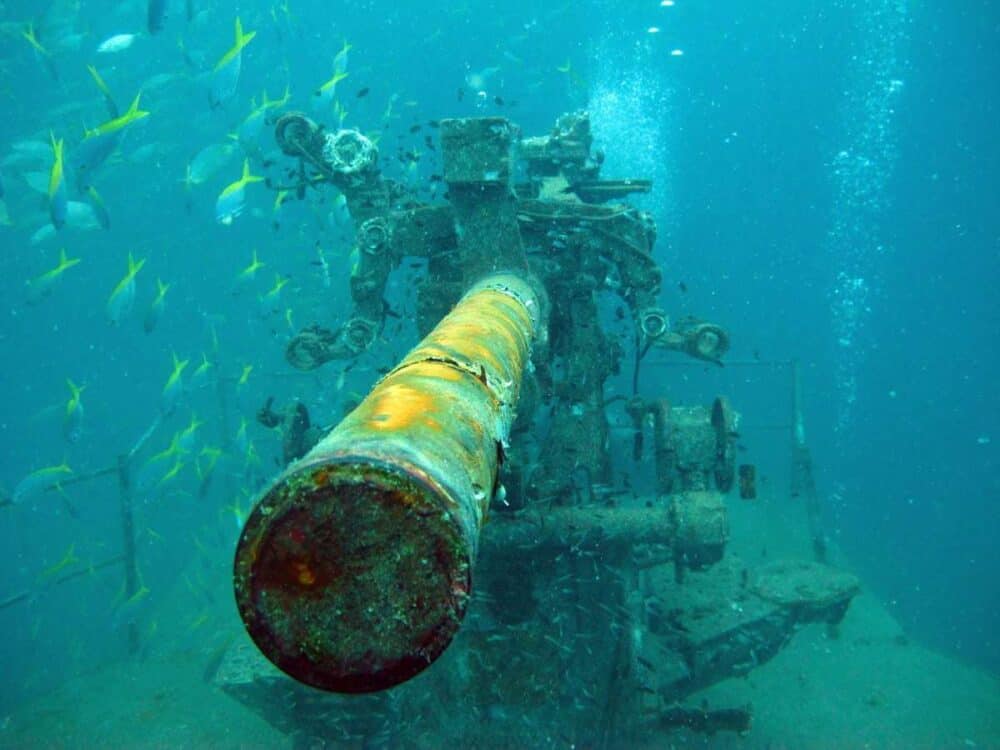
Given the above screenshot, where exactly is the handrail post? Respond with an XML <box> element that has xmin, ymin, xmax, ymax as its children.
<box><xmin>117</xmin><ymin>454</ymin><xmax>140</xmax><ymax>655</ymax></box>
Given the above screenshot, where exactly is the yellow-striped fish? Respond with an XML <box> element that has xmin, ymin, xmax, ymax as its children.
<box><xmin>216</xmin><ymin>158</ymin><xmax>263</xmax><ymax>225</ymax></box>
<box><xmin>48</xmin><ymin>132</ymin><xmax>67</xmax><ymax>229</ymax></box>
<box><xmin>84</xmin><ymin>92</ymin><xmax>149</xmax><ymax>139</ymax></box>
<box><xmin>161</xmin><ymin>352</ymin><xmax>189</xmax><ymax>415</ymax></box>
<box><xmin>210</xmin><ymin>17</ymin><xmax>256</xmax><ymax>108</ymax></box>
<box><xmin>143</xmin><ymin>278</ymin><xmax>170</xmax><ymax>334</ymax></box>
<box><xmin>106</xmin><ymin>252</ymin><xmax>146</xmax><ymax>325</ymax></box>
<box><xmin>64</xmin><ymin>379</ymin><xmax>85</xmax><ymax>443</ymax></box>
<box><xmin>27</xmin><ymin>247</ymin><xmax>80</xmax><ymax>303</ymax></box>
<box><xmin>13</xmin><ymin>461</ymin><xmax>72</xmax><ymax>504</ymax></box>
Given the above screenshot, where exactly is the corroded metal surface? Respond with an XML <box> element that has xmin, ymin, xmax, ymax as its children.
<box><xmin>234</xmin><ymin>273</ymin><xmax>540</xmax><ymax>693</ymax></box>
<box><xmin>225</xmin><ymin>110</ymin><xmax>862</xmax><ymax>743</ymax></box>
<box><xmin>649</xmin><ymin>557</ymin><xmax>860</xmax><ymax>700</ymax></box>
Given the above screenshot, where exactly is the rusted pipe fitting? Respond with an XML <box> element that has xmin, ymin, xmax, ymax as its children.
<box><xmin>275</xmin><ymin>112</ymin><xmax>323</xmax><ymax>157</ymax></box>
<box><xmin>342</xmin><ymin>316</ymin><xmax>379</xmax><ymax>354</ymax></box>
<box><xmin>358</xmin><ymin>217</ymin><xmax>391</xmax><ymax>254</ymax></box>
<box><xmin>639</xmin><ymin>307</ymin><xmax>669</xmax><ymax>340</ymax></box>
<box><xmin>321</xmin><ymin>128</ymin><xmax>378</xmax><ymax>175</ymax></box>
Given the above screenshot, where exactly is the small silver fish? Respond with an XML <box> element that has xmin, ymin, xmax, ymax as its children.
<box><xmin>97</xmin><ymin>34</ymin><xmax>138</xmax><ymax>54</ymax></box>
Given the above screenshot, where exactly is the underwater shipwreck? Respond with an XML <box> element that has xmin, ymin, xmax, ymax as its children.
<box><xmin>207</xmin><ymin>110</ymin><xmax>861</xmax><ymax>747</ymax></box>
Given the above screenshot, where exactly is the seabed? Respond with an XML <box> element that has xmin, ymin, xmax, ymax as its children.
<box><xmin>3</xmin><ymin>487</ymin><xmax>998</xmax><ymax>750</ymax></box>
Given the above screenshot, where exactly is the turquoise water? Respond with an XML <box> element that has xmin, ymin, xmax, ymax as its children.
<box><xmin>0</xmin><ymin>0</ymin><xmax>996</xmax><ymax>743</ymax></box>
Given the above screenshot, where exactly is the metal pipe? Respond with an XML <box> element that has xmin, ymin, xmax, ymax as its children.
<box><xmin>0</xmin><ymin>554</ymin><xmax>127</xmax><ymax>612</ymax></box>
<box><xmin>234</xmin><ymin>273</ymin><xmax>541</xmax><ymax>693</ymax></box>
<box><xmin>117</xmin><ymin>454</ymin><xmax>139</xmax><ymax>656</ymax></box>
<box><xmin>789</xmin><ymin>360</ymin><xmax>828</xmax><ymax>562</ymax></box>
<box><xmin>651</xmin><ymin>398</ymin><xmax>673</xmax><ymax>496</ymax></box>
<box><xmin>792</xmin><ymin>358</ymin><xmax>806</xmax><ymax>447</ymax></box>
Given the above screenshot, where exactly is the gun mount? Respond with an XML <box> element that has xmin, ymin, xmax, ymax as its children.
<box><xmin>227</xmin><ymin>110</ymin><xmax>857</xmax><ymax>745</ymax></box>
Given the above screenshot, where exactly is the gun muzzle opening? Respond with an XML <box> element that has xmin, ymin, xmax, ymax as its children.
<box><xmin>234</xmin><ymin>456</ymin><xmax>471</xmax><ymax>694</ymax></box>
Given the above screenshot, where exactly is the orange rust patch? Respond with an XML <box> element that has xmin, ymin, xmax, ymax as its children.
<box><xmin>405</xmin><ymin>360</ymin><xmax>462</xmax><ymax>382</ymax></box>
<box><xmin>294</xmin><ymin>562</ymin><xmax>316</xmax><ymax>586</ymax></box>
<box><xmin>364</xmin><ymin>384</ymin><xmax>437</xmax><ymax>431</ymax></box>
<box><xmin>427</xmin><ymin>364</ymin><xmax>462</xmax><ymax>382</ymax></box>
<box><xmin>468</xmin><ymin>420</ymin><xmax>484</xmax><ymax>440</ymax></box>
<box><xmin>312</xmin><ymin>467</ymin><xmax>331</xmax><ymax>487</ymax></box>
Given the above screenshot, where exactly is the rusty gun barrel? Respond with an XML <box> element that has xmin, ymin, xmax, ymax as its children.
<box><xmin>233</xmin><ymin>273</ymin><xmax>540</xmax><ymax>693</ymax></box>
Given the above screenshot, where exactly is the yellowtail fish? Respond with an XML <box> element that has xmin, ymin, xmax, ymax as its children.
<box><xmin>259</xmin><ymin>273</ymin><xmax>289</xmax><ymax>309</ymax></box>
<box><xmin>197</xmin><ymin>446</ymin><xmax>222</xmax><ymax>499</ymax></box>
<box><xmin>75</xmin><ymin>92</ymin><xmax>147</xmax><ymax>189</ymax></box>
<box><xmin>239</xmin><ymin>85</ymin><xmax>291</xmax><ymax>146</ymax></box>
<box><xmin>156</xmin><ymin>458</ymin><xmax>185</xmax><ymax>489</ymax></box>
<box><xmin>234</xmin><ymin>247</ymin><xmax>265</xmax><ymax>289</ymax></box>
<box><xmin>349</xmin><ymin>244</ymin><xmax>361</xmax><ymax>276</ymax></box>
<box><xmin>333</xmin><ymin>98</ymin><xmax>349</xmax><ymax>129</ymax></box>
<box><xmin>224</xmin><ymin>496</ymin><xmax>248</xmax><ymax>530</ymax></box>
<box><xmin>87</xmin><ymin>64</ymin><xmax>119</xmax><ymax>118</ymax></box>
<box><xmin>64</xmin><ymin>379</ymin><xmax>85</xmax><ymax>443</ymax></box>
<box><xmin>84</xmin><ymin>92</ymin><xmax>149</xmax><ymax>139</ymax></box>
<box><xmin>210</xmin><ymin>17</ymin><xmax>255</xmax><ymax>108</ymax></box>
<box><xmin>187</xmin><ymin>612</ymin><xmax>210</xmax><ymax>631</ymax></box>
<box><xmin>13</xmin><ymin>462</ymin><xmax>72</xmax><ymax>504</ymax></box>
<box><xmin>22</xmin><ymin>23</ymin><xmax>59</xmax><ymax>80</ymax></box>
<box><xmin>215</xmin><ymin>158</ymin><xmax>262</xmax><ymax>225</ymax></box>
<box><xmin>137</xmin><ymin>434</ymin><xmax>182</xmax><ymax>491</ymax></box>
<box><xmin>75</xmin><ymin>65</ymin><xmax>119</xmax><ymax>183</ymax></box>
<box><xmin>85</xmin><ymin>186</ymin><xmax>111</xmax><ymax>229</ymax></box>
<box><xmin>27</xmin><ymin>247</ymin><xmax>80</xmax><ymax>303</ymax></box>
<box><xmin>61</xmin><ymin>201</ymin><xmax>103</xmax><ymax>231</ymax></box>
<box><xmin>145</xmin><ymin>526</ymin><xmax>164</xmax><ymax>543</ymax></box>
<box><xmin>190</xmin><ymin>353</ymin><xmax>213</xmax><ymax>388</ymax></box>
<box><xmin>6</xmin><ymin>138</ymin><xmax>51</xmax><ymax>165</ymax></box>
<box><xmin>234</xmin><ymin>416</ymin><xmax>249</xmax><ymax>455</ymax></box>
<box><xmin>154</xmin><ymin>433</ymin><xmax>184</xmax><ymax>464</ymax></box>
<box><xmin>107</xmin><ymin>252</ymin><xmax>145</xmax><ymax>325</ymax></box>
<box><xmin>245</xmin><ymin>440</ymin><xmax>261</xmax><ymax>468</ymax></box>
<box><xmin>177</xmin><ymin>413</ymin><xmax>204</xmax><ymax>452</ymax></box>
<box><xmin>72</xmin><ymin>134</ymin><xmax>118</xmax><ymax>192</ymax></box>
<box><xmin>314</xmin><ymin>70</ymin><xmax>349</xmax><ymax>112</ymax></box>
<box><xmin>38</xmin><ymin>543</ymin><xmax>79</xmax><ymax>581</ymax></box>
<box><xmin>186</xmin><ymin>141</ymin><xmax>236</xmax><ymax>186</ymax></box>
<box><xmin>29</xmin><ymin>225</ymin><xmax>58</xmax><ymax>246</ymax></box>
<box><xmin>197</xmin><ymin>464</ymin><xmax>215</xmax><ymax>503</ymax></box>
<box><xmin>330</xmin><ymin>192</ymin><xmax>352</xmax><ymax>228</ymax></box>
<box><xmin>272</xmin><ymin>189</ymin><xmax>290</xmax><ymax>222</ymax></box>
<box><xmin>112</xmin><ymin>584</ymin><xmax>151</xmax><ymax>627</ymax></box>
<box><xmin>18</xmin><ymin>166</ymin><xmax>52</xmax><ymax>194</ymax></box>
<box><xmin>198</xmin><ymin>444</ymin><xmax>222</xmax><ymax>471</ymax></box>
<box><xmin>47</xmin><ymin>132</ymin><xmax>67</xmax><ymax>229</ymax></box>
<box><xmin>270</xmin><ymin>0</ymin><xmax>293</xmax><ymax>24</ymax></box>
<box><xmin>381</xmin><ymin>92</ymin><xmax>399</xmax><ymax>126</ymax></box>
<box><xmin>143</xmin><ymin>278</ymin><xmax>170</xmax><ymax>333</ymax></box>
<box><xmin>161</xmin><ymin>352</ymin><xmax>189</xmax><ymax>415</ymax></box>
<box><xmin>333</xmin><ymin>39</ymin><xmax>351</xmax><ymax>74</ymax></box>
<box><xmin>556</xmin><ymin>59</ymin><xmax>587</xmax><ymax>91</ymax></box>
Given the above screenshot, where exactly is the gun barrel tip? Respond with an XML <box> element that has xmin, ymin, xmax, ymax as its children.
<box><xmin>233</xmin><ymin>459</ymin><xmax>471</xmax><ymax>693</ymax></box>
